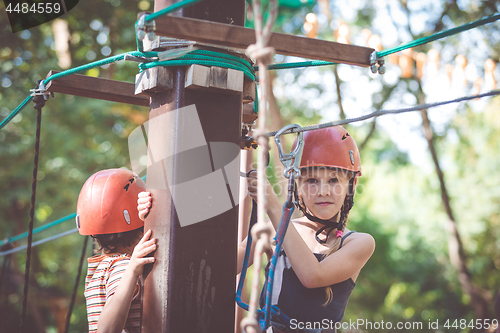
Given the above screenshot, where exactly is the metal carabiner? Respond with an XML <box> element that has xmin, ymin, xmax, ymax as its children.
<box><xmin>274</xmin><ymin>124</ymin><xmax>304</xmax><ymax>180</ymax></box>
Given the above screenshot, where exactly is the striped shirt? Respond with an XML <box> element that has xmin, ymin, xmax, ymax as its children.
<box><xmin>84</xmin><ymin>253</ymin><xmax>141</xmax><ymax>333</ymax></box>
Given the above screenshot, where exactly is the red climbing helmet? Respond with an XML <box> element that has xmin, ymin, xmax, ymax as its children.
<box><xmin>76</xmin><ymin>169</ymin><xmax>146</xmax><ymax>235</ymax></box>
<box><xmin>298</xmin><ymin>126</ymin><xmax>361</xmax><ymax>176</ymax></box>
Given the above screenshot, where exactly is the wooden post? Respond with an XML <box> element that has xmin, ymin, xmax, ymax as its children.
<box><xmin>141</xmin><ymin>1</ymin><xmax>245</xmax><ymax>332</ymax></box>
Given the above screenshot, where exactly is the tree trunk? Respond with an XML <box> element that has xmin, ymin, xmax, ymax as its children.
<box><xmin>417</xmin><ymin>83</ymin><xmax>490</xmax><ymax>321</ymax></box>
<box><xmin>333</xmin><ymin>67</ymin><xmax>346</xmax><ymax>120</ymax></box>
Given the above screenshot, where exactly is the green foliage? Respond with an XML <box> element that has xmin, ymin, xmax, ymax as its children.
<box><xmin>1</xmin><ymin>0</ymin><xmax>500</xmax><ymax>331</ymax></box>
<box><xmin>1</xmin><ymin>0</ymin><xmax>151</xmax><ymax>331</ymax></box>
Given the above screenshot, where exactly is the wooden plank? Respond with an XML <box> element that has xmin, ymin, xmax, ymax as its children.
<box><xmin>184</xmin><ymin>64</ymin><xmax>244</xmax><ymax>95</ymax></box>
<box><xmin>154</xmin><ymin>15</ymin><xmax>374</xmax><ymax>67</ymax></box>
<box><xmin>242</xmin><ymin>103</ymin><xmax>258</xmax><ymax>124</ymax></box>
<box><xmin>226</xmin><ymin>68</ymin><xmax>244</xmax><ymax>93</ymax></box>
<box><xmin>135</xmin><ymin>67</ymin><xmax>174</xmax><ymax>96</ymax></box>
<box><xmin>242</xmin><ymin>79</ymin><xmax>255</xmax><ymax>104</ymax></box>
<box><xmin>185</xmin><ymin>64</ymin><xmax>211</xmax><ymax>90</ymax></box>
<box><xmin>210</xmin><ymin>66</ymin><xmax>228</xmax><ymax>90</ymax></box>
<box><xmin>45</xmin><ymin>70</ymin><xmax>150</xmax><ymax>107</ymax></box>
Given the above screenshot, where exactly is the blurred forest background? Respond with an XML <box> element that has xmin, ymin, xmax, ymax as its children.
<box><xmin>1</xmin><ymin>0</ymin><xmax>500</xmax><ymax>332</ymax></box>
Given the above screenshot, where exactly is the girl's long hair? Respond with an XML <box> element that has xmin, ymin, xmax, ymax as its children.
<box><xmin>321</xmin><ymin>196</ymin><xmax>352</xmax><ymax>306</ymax></box>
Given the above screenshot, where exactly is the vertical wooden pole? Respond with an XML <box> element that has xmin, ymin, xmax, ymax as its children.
<box><xmin>142</xmin><ymin>1</ymin><xmax>245</xmax><ymax>333</ymax></box>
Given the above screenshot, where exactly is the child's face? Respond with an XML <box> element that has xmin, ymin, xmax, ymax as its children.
<box><xmin>298</xmin><ymin>168</ymin><xmax>351</xmax><ymax>220</ymax></box>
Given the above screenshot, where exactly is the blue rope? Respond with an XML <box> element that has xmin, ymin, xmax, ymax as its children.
<box><xmin>263</xmin><ymin>203</ymin><xmax>294</xmax><ymax>329</ymax></box>
<box><xmin>235</xmin><ymin>200</ymin><xmax>258</xmax><ymax>312</ymax></box>
<box><xmin>235</xmin><ymin>199</ymin><xmax>295</xmax><ymax>331</ymax></box>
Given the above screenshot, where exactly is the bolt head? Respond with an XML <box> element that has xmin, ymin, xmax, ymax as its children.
<box><xmin>137</xmin><ymin>30</ymin><xmax>146</xmax><ymax>41</ymax></box>
<box><xmin>146</xmin><ymin>31</ymin><xmax>156</xmax><ymax>41</ymax></box>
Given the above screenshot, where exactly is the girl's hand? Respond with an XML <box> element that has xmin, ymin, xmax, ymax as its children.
<box><xmin>137</xmin><ymin>191</ymin><xmax>152</xmax><ymax>221</ymax></box>
<box><xmin>246</xmin><ymin>171</ymin><xmax>281</xmax><ymax>210</ymax></box>
<box><xmin>129</xmin><ymin>229</ymin><xmax>156</xmax><ymax>276</ymax></box>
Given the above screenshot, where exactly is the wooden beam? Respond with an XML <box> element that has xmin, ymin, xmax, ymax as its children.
<box><xmin>153</xmin><ymin>15</ymin><xmax>374</xmax><ymax>67</ymax></box>
<box><xmin>45</xmin><ymin>70</ymin><xmax>150</xmax><ymax>107</ymax></box>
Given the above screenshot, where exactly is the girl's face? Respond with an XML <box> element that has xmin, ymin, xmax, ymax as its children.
<box><xmin>298</xmin><ymin>168</ymin><xmax>353</xmax><ymax>220</ymax></box>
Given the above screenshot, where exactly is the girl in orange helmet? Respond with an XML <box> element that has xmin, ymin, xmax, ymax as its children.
<box><xmin>245</xmin><ymin>126</ymin><xmax>375</xmax><ymax>332</ymax></box>
<box><xmin>77</xmin><ymin>169</ymin><xmax>157</xmax><ymax>333</ymax></box>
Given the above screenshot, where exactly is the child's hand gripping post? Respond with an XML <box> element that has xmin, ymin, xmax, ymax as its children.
<box><xmin>130</xmin><ymin>229</ymin><xmax>157</xmax><ymax>276</ymax></box>
<box><xmin>137</xmin><ymin>191</ymin><xmax>152</xmax><ymax>221</ymax></box>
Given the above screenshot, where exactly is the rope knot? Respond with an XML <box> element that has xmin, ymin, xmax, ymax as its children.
<box><xmin>253</xmin><ymin>129</ymin><xmax>271</xmax><ymax>152</ymax></box>
<box><xmin>241</xmin><ymin>316</ymin><xmax>261</xmax><ymax>333</ymax></box>
<box><xmin>246</xmin><ymin>43</ymin><xmax>275</xmax><ymax>66</ymax></box>
<box><xmin>251</xmin><ymin>222</ymin><xmax>273</xmax><ymax>243</ymax></box>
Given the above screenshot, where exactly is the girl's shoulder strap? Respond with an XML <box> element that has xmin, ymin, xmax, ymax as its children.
<box><xmin>339</xmin><ymin>230</ymin><xmax>356</xmax><ymax>249</ymax></box>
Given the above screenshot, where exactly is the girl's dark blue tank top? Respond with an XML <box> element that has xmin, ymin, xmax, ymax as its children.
<box><xmin>260</xmin><ymin>231</ymin><xmax>356</xmax><ymax>330</ymax></box>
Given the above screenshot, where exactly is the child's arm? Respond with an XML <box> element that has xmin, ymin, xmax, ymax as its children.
<box><xmin>97</xmin><ymin>230</ymin><xmax>157</xmax><ymax>333</ymax></box>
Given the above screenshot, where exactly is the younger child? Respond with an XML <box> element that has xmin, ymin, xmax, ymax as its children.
<box><xmin>77</xmin><ymin>168</ymin><xmax>157</xmax><ymax>333</ymax></box>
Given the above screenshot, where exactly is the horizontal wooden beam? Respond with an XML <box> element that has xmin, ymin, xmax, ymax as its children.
<box><xmin>153</xmin><ymin>16</ymin><xmax>374</xmax><ymax>67</ymax></box>
<box><xmin>45</xmin><ymin>71</ymin><xmax>150</xmax><ymax>107</ymax></box>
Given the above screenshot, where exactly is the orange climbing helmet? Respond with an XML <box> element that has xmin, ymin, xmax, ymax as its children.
<box><xmin>298</xmin><ymin>126</ymin><xmax>361</xmax><ymax>176</ymax></box>
<box><xmin>76</xmin><ymin>169</ymin><xmax>146</xmax><ymax>236</ymax></box>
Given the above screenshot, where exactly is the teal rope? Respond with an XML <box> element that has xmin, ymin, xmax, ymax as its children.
<box><xmin>3</xmin><ymin>213</ymin><xmax>76</xmax><ymax>246</ymax></box>
<box><xmin>0</xmin><ymin>96</ymin><xmax>32</xmax><ymax>131</ymax></box>
<box><xmin>139</xmin><ymin>49</ymin><xmax>258</xmax><ymax>112</ymax></box>
<box><xmin>377</xmin><ymin>13</ymin><xmax>500</xmax><ymax>58</ymax></box>
<box><xmin>140</xmin><ymin>50</ymin><xmax>256</xmax><ymax>81</ymax></box>
<box><xmin>42</xmin><ymin>51</ymin><xmax>158</xmax><ymax>86</ymax></box>
<box><xmin>145</xmin><ymin>0</ymin><xmax>203</xmax><ymax>22</ymax></box>
<box><xmin>0</xmin><ymin>51</ymin><xmax>158</xmax><ymax>132</ymax></box>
